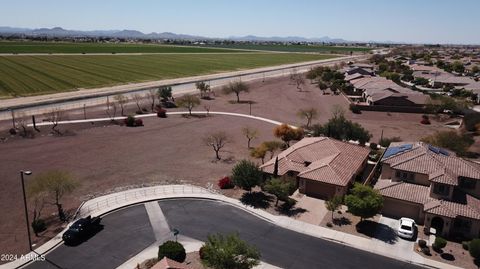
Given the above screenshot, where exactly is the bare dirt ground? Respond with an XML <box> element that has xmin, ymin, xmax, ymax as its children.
<box><xmin>414</xmin><ymin>239</ymin><xmax>476</xmax><ymax>269</ymax></box>
<box><xmin>0</xmin><ymin>75</ymin><xmax>464</xmax><ymax>259</ymax></box>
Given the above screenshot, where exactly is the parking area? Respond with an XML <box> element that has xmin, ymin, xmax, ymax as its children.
<box><xmin>374</xmin><ymin>216</ymin><xmax>416</xmax><ymax>257</ymax></box>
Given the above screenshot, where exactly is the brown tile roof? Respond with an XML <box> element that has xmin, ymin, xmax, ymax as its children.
<box><xmin>382</xmin><ymin>142</ymin><xmax>480</xmax><ymax>186</ymax></box>
<box><xmin>260</xmin><ymin>137</ymin><xmax>369</xmax><ymax>186</ymax></box>
<box><xmin>375</xmin><ymin>180</ymin><xmax>480</xmax><ymax>220</ymax></box>
<box><xmin>375</xmin><ymin>180</ymin><xmax>433</xmax><ymax>205</ymax></box>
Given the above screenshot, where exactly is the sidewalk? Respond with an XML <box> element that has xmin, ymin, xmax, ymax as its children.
<box><xmin>2</xmin><ymin>184</ymin><xmax>462</xmax><ymax>269</ymax></box>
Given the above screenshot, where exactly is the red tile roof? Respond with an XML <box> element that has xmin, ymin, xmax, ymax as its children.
<box><xmin>261</xmin><ymin>137</ymin><xmax>369</xmax><ymax>186</ymax></box>
<box><xmin>151</xmin><ymin>257</ymin><xmax>189</xmax><ymax>269</ymax></box>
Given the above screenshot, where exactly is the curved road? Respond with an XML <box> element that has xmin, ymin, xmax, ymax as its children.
<box><xmin>26</xmin><ymin>199</ymin><xmax>420</xmax><ymax>269</ymax></box>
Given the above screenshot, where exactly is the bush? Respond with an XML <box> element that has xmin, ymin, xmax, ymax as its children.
<box><xmin>433</xmin><ymin>237</ymin><xmax>447</xmax><ymax>251</ymax></box>
<box><xmin>9</xmin><ymin>128</ymin><xmax>17</xmax><ymax>135</ymax></box>
<box><xmin>326</xmin><ymin>222</ymin><xmax>333</xmax><ymax>227</ymax></box>
<box><xmin>462</xmin><ymin>241</ymin><xmax>470</xmax><ymax>250</ymax></box>
<box><xmin>157</xmin><ymin>108</ymin><xmax>167</xmax><ymax>118</ymax></box>
<box><xmin>218</xmin><ymin>176</ymin><xmax>234</xmax><ymax>189</ymax></box>
<box><xmin>418</xmin><ymin>240</ymin><xmax>427</xmax><ymax>248</ymax></box>
<box><xmin>422</xmin><ymin>247</ymin><xmax>431</xmax><ymax>256</ymax></box>
<box><xmin>421</xmin><ymin>115</ymin><xmax>431</xmax><ymax>125</ymax></box>
<box><xmin>199</xmin><ymin>246</ymin><xmax>206</xmax><ymax>260</ymax></box>
<box><xmin>349</xmin><ymin>104</ymin><xmax>361</xmax><ymax>114</ymax></box>
<box><xmin>158</xmin><ymin>241</ymin><xmax>186</xmax><ymax>263</ymax></box>
<box><xmin>31</xmin><ymin>219</ymin><xmax>47</xmax><ymax>235</ymax></box>
<box><xmin>369</xmin><ymin>143</ymin><xmax>378</xmax><ymax>150</ymax></box>
<box><xmin>379</xmin><ymin>136</ymin><xmax>402</xmax><ymax>147</ymax></box>
<box><xmin>124</xmin><ymin>116</ymin><xmax>143</xmax><ymax>127</ymax></box>
<box><xmin>469</xmin><ymin>239</ymin><xmax>480</xmax><ymax>259</ymax></box>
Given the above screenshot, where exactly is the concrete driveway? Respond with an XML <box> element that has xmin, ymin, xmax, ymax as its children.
<box><xmin>290</xmin><ymin>191</ymin><xmax>327</xmax><ymax>225</ymax></box>
<box><xmin>373</xmin><ymin>216</ymin><xmax>419</xmax><ymax>261</ymax></box>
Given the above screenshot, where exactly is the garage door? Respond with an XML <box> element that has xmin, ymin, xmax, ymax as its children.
<box><xmin>382</xmin><ymin>198</ymin><xmax>422</xmax><ymax>223</ymax></box>
<box><xmin>305</xmin><ymin>180</ymin><xmax>336</xmax><ymax>200</ymax></box>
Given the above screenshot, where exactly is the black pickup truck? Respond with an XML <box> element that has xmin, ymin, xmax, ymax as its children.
<box><xmin>62</xmin><ymin>216</ymin><xmax>102</xmax><ymax>245</ymax></box>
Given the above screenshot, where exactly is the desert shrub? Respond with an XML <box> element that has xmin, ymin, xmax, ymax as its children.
<box><xmin>462</xmin><ymin>241</ymin><xmax>470</xmax><ymax>250</ymax></box>
<box><xmin>369</xmin><ymin>143</ymin><xmax>378</xmax><ymax>150</ymax></box>
<box><xmin>464</xmin><ymin>111</ymin><xmax>480</xmax><ymax>132</ymax></box>
<box><xmin>199</xmin><ymin>245</ymin><xmax>206</xmax><ymax>260</ymax></box>
<box><xmin>326</xmin><ymin>222</ymin><xmax>333</xmax><ymax>227</ymax></box>
<box><xmin>418</xmin><ymin>240</ymin><xmax>427</xmax><ymax>248</ymax></box>
<box><xmin>31</xmin><ymin>219</ymin><xmax>47</xmax><ymax>235</ymax></box>
<box><xmin>157</xmin><ymin>108</ymin><xmax>167</xmax><ymax>118</ymax></box>
<box><xmin>422</xmin><ymin>247</ymin><xmax>431</xmax><ymax>256</ymax></box>
<box><xmin>125</xmin><ymin>115</ymin><xmax>136</xmax><ymax>127</ymax></box>
<box><xmin>134</xmin><ymin>118</ymin><xmax>143</xmax><ymax>126</ymax></box>
<box><xmin>158</xmin><ymin>241</ymin><xmax>186</xmax><ymax>263</ymax></box>
<box><xmin>379</xmin><ymin>136</ymin><xmax>402</xmax><ymax>147</ymax></box>
<box><xmin>469</xmin><ymin>239</ymin><xmax>480</xmax><ymax>259</ymax></box>
<box><xmin>218</xmin><ymin>176</ymin><xmax>234</xmax><ymax>189</ymax></box>
<box><xmin>432</xmin><ymin>237</ymin><xmax>447</xmax><ymax>251</ymax></box>
<box><xmin>9</xmin><ymin>128</ymin><xmax>17</xmax><ymax>135</ymax></box>
<box><xmin>125</xmin><ymin>116</ymin><xmax>143</xmax><ymax>127</ymax></box>
<box><xmin>421</xmin><ymin>115</ymin><xmax>431</xmax><ymax>125</ymax></box>
<box><xmin>349</xmin><ymin>104</ymin><xmax>361</xmax><ymax>114</ymax></box>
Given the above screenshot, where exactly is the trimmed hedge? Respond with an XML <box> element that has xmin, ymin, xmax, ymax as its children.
<box><xmin>158</xmin><ymin>241</ymin><xmax>186</xmax><ymax>262</ymax></box>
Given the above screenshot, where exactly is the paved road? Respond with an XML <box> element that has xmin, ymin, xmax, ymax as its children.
<box><xmin>25</xmin><ymin>199</ymin><xmax>420</xmax><ymax>269</ymax></box>
<box><xmin>26</xmin><ymin>205</ymin><xmax>155</xmax><ymax>269</ymax></box>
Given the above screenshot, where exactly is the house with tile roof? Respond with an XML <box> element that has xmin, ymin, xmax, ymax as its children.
<box><xmin>350</xmin><ymin>77</ymin><xmax>428</xmax><ymax>107</ymax></box>
<box><xmin>151</xmin><ymin>257</ymin><xmax>190</xmax><ymax>269</ymax></box>
<box><xmin>260</xmin><ymin>137</ymin><xmax>370</xmax><ymax>199</ymax></box>
<box><xmin>375</xmin><ymin>142</ymin><xmax>480</xmax><ymax>239</ymax></box>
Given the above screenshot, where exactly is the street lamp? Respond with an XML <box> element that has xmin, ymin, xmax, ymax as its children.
<box><xmin>20</xmin><ymin>170</ymin><xmax>33</xmax><ymax>251</ymax></box>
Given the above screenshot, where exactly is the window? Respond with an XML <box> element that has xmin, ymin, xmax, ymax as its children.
<box><xmin>459</xmin><ymin>177</ymin><xmax>477</xmax><ymax>190</ymax></box>
<box><xmin>433</xmin><ymin>183</ymin><xmax>450</xmax><ymax>196</ymax></box>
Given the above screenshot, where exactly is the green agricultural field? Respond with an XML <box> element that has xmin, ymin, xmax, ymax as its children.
<box><xmin>0</xmin><ymin>41</ymin><xmax>250</xmax><ymax>54</ymax></box>
<box><xmin>201</xmin><ymin>44</ymin><xmax>372</xmax><ymax>54</ymax></box>
<box><xmin>0</xmin><ymin>53</ymin><xmax>336</xmax><ymax>97</ymax></box>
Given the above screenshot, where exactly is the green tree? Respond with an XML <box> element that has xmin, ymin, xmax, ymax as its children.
<box><xmin>344</xmin><ymin>183</ymin><xmax>383</xmax><ymax>222</ymax></box>
<box><xmin>158</xmin><ymin>86</ymin><xmax>172</xmax><ymax>102</ymax></box>
<box><xmin>176</xmin><ymin>94</ymin><xmax>201</xmax><ymax>116</ymax></box>
<box><xmin>28</xmin><ymin>170</ymin><xmax>79</xmax><ymax>221</ymax></box>
<box><xmin>273</xmin><ymin>124</ymin><xmax>304</xmax><ymax>146</ymax></box>
<box><xmin>201</xmin><ymin>233</ymin><xmax>260</xmax><ymax>269</ymax></box>
<box><xmin>317</xmin><ymin>80</ymin><xmax>328</xmax><ymax>95</ymax></box>
<box><xmin>325</xmin><ymin>195</ymin><xmax>343</xmax><ymax>221</ymax></box>
<box><xmin>262</xmin><ymin>141</ymin><xmax>284</xmax><ymax>159</ymax></box>
<box><xmin>421</xmin><ymin>131</ymin><xmax>474</xmax><ymax>156</ymax></box>
<box><xmin>264</xmin><ymin>178</ymin><xmax>294</xmax><ymax>206</ymax></box>
<box><xmin>297</xmin><ymin>108</ymin><xmax>318</xmax><ymax>128</ymax></box>
<box><xmin>158</xmin><ymin>241</ymin><xmax>186</xmax><ymax>262</ymax></box>
<box><xmin>452</xmin><ymin>61</ymin><xmax>465</xmax><ymax>73</ymax></box>
<box><xmin>250</xmin><ymin>144</ymin><xmax>268</xmax><ymax>164</ymax></box>
<box><xmin>222</xmin><ymin>81</ymin><xmax>249</xmax><ymax>103</ymax></box>
<box><xmin>196</xmin><ymin>81</ymin><xmax>211</xmax><ymax>99</ymax></box>
<box><xmin>231</xmin><ymin>160</ymin><xmax>263</xmax><ymax>192</ymax></box>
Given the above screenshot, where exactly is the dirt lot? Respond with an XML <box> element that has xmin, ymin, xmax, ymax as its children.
<box><xmin>0</xmin><ymin>75</ymin><xmax>461</xmax><ymax>258</ymax></box>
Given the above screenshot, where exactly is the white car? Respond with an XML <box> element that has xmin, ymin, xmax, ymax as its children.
<box><xmin>397</xmin><ymin>217</ymin><xmax>416</xmax><ymax>239</ymax></box>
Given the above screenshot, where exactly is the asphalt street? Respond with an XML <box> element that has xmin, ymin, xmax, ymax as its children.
<box><xmin>25</xmin><ymin>199</ymin><xmax>421</xmax><ymax>269</ymax></box>
<box><xmin>26</xmin><ymin>205</ymin><xmax>155</xmax><ymax>269</ymax></box>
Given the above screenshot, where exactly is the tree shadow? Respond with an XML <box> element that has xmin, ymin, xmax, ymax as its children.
<box><xmin>276</xmin><ymin>205</ymin><xmax>307</xmax><ymax>217</ymax></box>
<box><xmin>227</xmin><ymin>100</ymin><xmax>257</xmax><ymax>104</ymax></box>
<box><xmin>240</xmin><ymin>191</ymin><xmax>273</xmax><ymax>209</ymax></box>
<box><xmin>333</xmin><ymin>217</ymin><xmax>352</xmax><ymax>226</ymax></box>
<box><xmin>356</xmin><ymin>220</ymin><xmax>398</xmax><ymax>244</ymax></box>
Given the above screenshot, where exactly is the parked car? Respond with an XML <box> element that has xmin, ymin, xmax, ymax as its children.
<box><xmin>397</xmin><ymin>217</ymin><xmax>416</xmax><ymax>239</ymax></box>
<box><xmin>63</xmin><ymin>215</ymin><xmax>102</xmax><ymax>245</ymax></box>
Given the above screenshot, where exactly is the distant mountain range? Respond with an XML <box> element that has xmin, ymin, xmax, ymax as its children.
<box><xmin>0</xmin><ymin>26</ymin><xmax>351</xmax><ymax>43</ymax></box>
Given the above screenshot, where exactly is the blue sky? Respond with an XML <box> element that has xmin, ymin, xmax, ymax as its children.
<box><xmin>1</xmin><ymin>0</ymin><xmax>479</xmax><ymax>44</ymax></box>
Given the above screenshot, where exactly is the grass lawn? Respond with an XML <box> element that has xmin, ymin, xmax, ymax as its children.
<box><xmin>200</xmin><ymin>44</ymin><xmax>372</xmax><ymax>53</ymax></box>
<box><xmin>0</xmin><ymin>53</ymin><xmax>336</xmax><ymax>97</ymax></box>
<box><xmin>0</xmin><ymin>41</ymin><xmax>250</xmax><ymax>54</ymax></box>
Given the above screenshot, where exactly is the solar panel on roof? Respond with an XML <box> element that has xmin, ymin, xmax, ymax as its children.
<box><xmin>428</xmin><ymin>145</ymin><xmax>440</xmax><ymax>154</ymax></box>
<box><xmin>439</xmin><ymin>148</ymin><xmax>450</xmax><ymax>156</ymax></box>
<box><xmin>382</xmin><ymin>144</ymin><xmax>413</xmax><ymax>159</ymax></box>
